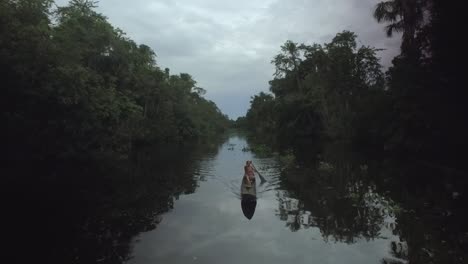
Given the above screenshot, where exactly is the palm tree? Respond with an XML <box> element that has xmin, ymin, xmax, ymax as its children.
<box><xmin>373</xmin><ymin>0</ymin><xmax>426</xmax><ymax>54</ymax></box>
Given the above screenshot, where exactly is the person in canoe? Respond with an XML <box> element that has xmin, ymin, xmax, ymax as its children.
<box><xmin>244</xmin><ymin>160</ymin><xmax>257</xmax><ymax>187</ymax></box>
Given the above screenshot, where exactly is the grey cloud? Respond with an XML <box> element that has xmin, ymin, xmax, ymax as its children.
<box><xmin>55</xmin><ymin>0</ymin><xmax>401</xmax><ymax>118</ymax></box>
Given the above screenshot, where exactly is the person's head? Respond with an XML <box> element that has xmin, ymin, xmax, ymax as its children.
<box><xmin>246</xmin><ymin>160</ymin><xmax>251</xmax><ymax>165</ymax></box>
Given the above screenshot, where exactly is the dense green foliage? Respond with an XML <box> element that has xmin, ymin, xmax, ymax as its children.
<box><xmin>2</xmin><ymin>0</ymin><xmax>465</xmax><ymax>263</ymax></box>
<box><xmin>2</xmin><ymin>1</ymin><xmax>229</xmax><ymax>262</ymax></box>
<box><xmin>243</xmin><ymin>0</ymin><xmax>465</xmax><ymax>162</ymax></box>
<box><xmin>1</xmin><ymin>0</ymin><xmax>229</xmax><ymax>159</ymax></box>
<box><xmin>374</xmin><ymin>0</ymin><xmax>466</xmax><ymax>161</ymax></box>
<box><xmin>245</xmin><ymin>31</ymin><xmax>387</xmax><ymax>148</ymax></box>
<box><xmin>242</xmin><ymin>2</ymin><xmax>467</xmax><ymax>262</ymax></box>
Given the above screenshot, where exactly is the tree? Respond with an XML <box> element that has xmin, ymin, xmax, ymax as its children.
<box><xmin>246</xmin><ymin>92</ymin><xmax>276</xmax><ymax>135</ymax></box>
<box><xmin>373</xmin><ymin>0</ymin><xmax>427</xmax><ymax>54</ymax></box>
<box><xmin>2</xmin><ymin>0</ymin><xmax>229</xmax><ymax>157</ymax></box>
<box><xmin>373</xmin><ymin>0</ymin><xmax>467</xmax><ymax>158</ymax></box>
<box><xmin>245</xmin><ymin>31</ymin><xmax>384</xmax><ymax>146</ymax></box>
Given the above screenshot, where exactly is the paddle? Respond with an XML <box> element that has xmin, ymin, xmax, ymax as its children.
<box><xmin>252</xmin><ymin>164</ymin><xmax>267</xmax><ymax>183</ymax></box>
<box><xmin>257</xmin><ymin>171</ymin><xmax>267</xmax><ymax>184</ymax></box>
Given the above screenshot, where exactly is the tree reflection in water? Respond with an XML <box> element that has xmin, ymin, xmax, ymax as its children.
<box><xmin>5</xmin><ymin>140</ymin><xmax>224</xmax><ymax>264</ymax></box>
<box><xmin>269</xmin><ymin>142</ymin><xmax>468</xmax><ymax>264</ymax></box>
<box><xmin>274</xmin><ymin>144</ymin><xmax>398</xmax><ymax>244</ymax></box>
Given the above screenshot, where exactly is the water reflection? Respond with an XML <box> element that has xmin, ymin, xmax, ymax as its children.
<box><xmin>274</xmin><ymin>154</ymin><xmax>397</xmax><ymax>243</ymax></box>
<box><xmin>127</xmin><ymin>135</ymin><xmax>404</xmax><ymax>264</ymax></box>
<box><xmin>372</xmin><ymin>159</ymin><xmax>468</xmax><ymax>264</ymax></box>
<box><xmin>5</xmin><ymin>139</ymin><xmax>225</xmax><ymax>264</ymax></box>
<box><xmin>254</xmin><ymin>140</ymin><xmax>467</xmax><ymax>264</ymax></box>
<box><xmin>27</xmin><ymin>134</ymin><xmax>464</xmax><ymax>264</ymax></box>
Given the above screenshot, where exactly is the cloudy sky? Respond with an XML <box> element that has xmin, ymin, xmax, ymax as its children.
<box><xmin>57</xmin><ymin>0</ymin><xmax>401</xmax><ymax>119</ymax></box>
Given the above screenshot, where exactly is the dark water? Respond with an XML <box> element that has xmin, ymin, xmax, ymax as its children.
<box><xmin>7</xmin><ymin>133</ymin><xmax>466</xmax><ymax>264</ymax></box>
<box><xmin>124</xmin><ymin>135</ymin><xmax>405</xmax><ymax>264</ymax></box>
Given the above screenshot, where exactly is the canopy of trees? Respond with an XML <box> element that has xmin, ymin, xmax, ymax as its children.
<box><xmin>243</xmin><ymin>0</ymin><xmax>465</xmax><ymax>163</ymax></box>
<box><xmin>2</xmin><ymin>1</ymin><xmax>230</xmax><ymax>262</ymax></box>
<box><xmin>242</xmin><ymin>3</ymin><xmax>467</xmax><ymax>261</ymax></box>
<box><xmin>245</xmin><ymin>31</ymin><xmax>386</xmax><ymax>148</ymax></box>
<box><xmin>1</xmin><ymin>0</ymin><xmax>229</xmax><ymax>160</ymax></box>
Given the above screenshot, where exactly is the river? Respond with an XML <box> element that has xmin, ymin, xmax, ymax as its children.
<box><xmin>8</xmin><ymin>133</ymin><xmax>465</xmax><ymax>263</ymax></box>
<box><xmin>125</xmin><ymin>134</ymin><xmax>405</xmax><ymax>264</ymax></box>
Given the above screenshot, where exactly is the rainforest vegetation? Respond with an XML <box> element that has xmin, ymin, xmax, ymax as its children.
<box><xmin>2</xmin><ymin>0</ymin><xmax>466</xmax><ymax>263</ymax></box>
<box><xmin>2</xmin><ymin>1</ymin><xmax>229</xmax><ymax>261</ymax></box>
<box><xmin>242</xmin><ymin>0</ymin><xmax>465</xmax><ymax>166</ymax></box>
<box><xmin>1</xmin><ymin>0</ymin><xmax>229</xmax><ymax>161</ymax></box>
<box><xmin>239</xmin><ymin>3</ymin><xmax>467</xmax><ymax>262</ymax></box>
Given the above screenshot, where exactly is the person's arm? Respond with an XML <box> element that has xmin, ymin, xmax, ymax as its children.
<box><xmin>244</xmin><ymin>167</ymin><xmax>251</xmax><ymax>184</ymax></box>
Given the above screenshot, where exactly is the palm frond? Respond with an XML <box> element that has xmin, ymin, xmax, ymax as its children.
<box><xmin>385</xmin><ymin>20</ymin><xmax>404</xmax><ymax>37</ymax></box>
<box><xmin>374</xmin><ymin>1</ymin><xmax>399</xmax><ymax>23</ymax></box>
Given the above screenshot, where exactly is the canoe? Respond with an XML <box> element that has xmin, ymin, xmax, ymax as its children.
<box><xmin>240</xmin><ymin>177</ymin><xmax>257</xmax><ymax>220</ymax></box>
